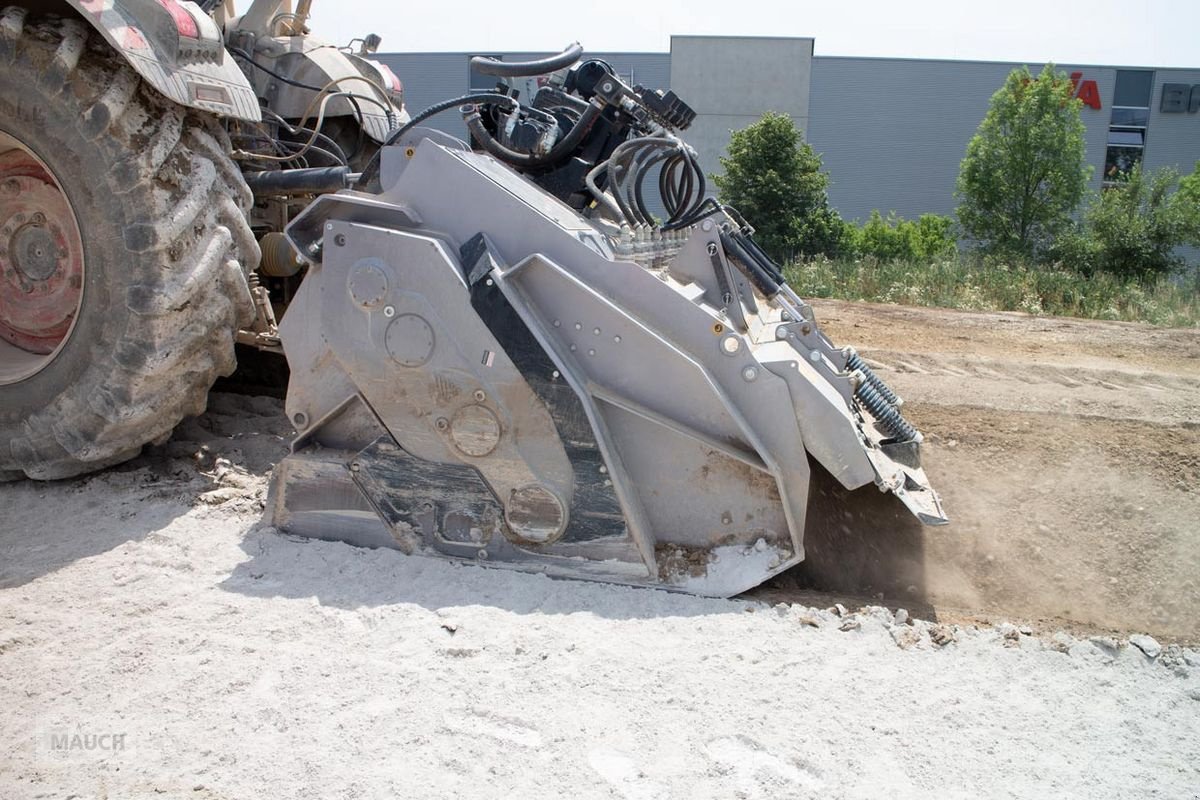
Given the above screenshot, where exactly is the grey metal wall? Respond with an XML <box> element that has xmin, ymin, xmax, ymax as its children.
<box><xmin>806</xmin><ymin>57</ymin><xmax>1115</xmax><ymax>223</ymax></box>
<box><xmin>1143</xmin><ymin>68</ymin><xmax>1200</xmax><ymax>176</ymax></box>
<box><xmin>669</xmin><ymin>36</ymin><xmax>813</xmax><ymax>187</ymax></box>
<box><xmin>377</xmin><ymin>48</ymin><xmax>1200</xmax><ymax>231</ymax></box>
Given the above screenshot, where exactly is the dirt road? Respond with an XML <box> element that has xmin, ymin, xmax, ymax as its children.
<box><xmin>777</xmin><ymin>301</ymin><xmax>1200</xmax><ymax>640</ymax></box>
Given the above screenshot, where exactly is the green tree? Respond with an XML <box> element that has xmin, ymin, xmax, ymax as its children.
<box><xmin>714</xmin><ymin>111</ymin><xmax>847</xmax><ymax>260</ymax></box>
<box><xmin>1055</xmin><ymin>164</ymin><xmax>1200</xmax><ymax>278</ymax></box>
<box><xmin>956</xmin><ymin>65</ymin><xmax>1092</xmax><ymax>257</ymax></box>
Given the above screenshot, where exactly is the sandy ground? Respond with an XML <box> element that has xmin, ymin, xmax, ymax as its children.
<box><xmin>770</xmin><ymin>300</ymin><xmax>1200</xmax><ymax>641</ymax></box>
<box><xmin>2</xmin><ymin>302</ymin><xmax>1199</xmax><ymax>797</ymax></box>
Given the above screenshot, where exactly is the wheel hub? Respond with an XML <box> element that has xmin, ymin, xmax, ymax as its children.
<box><xmin>11</xmin><ymin>222</ymin><xmax>59</xmax><ymax>281</ymax></box>
<box><xmin>0</xmin><ymin>148</ymin><xmax>85</xmax><ymax>358</ymax></box>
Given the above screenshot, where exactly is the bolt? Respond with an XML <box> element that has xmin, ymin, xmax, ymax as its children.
<box><xmin>742</xmin><ymin>366</ymin><xmax>758</xmax><ymax>382</ymax></box>
<box><xmin>707</xmin><ymin>242</ymin><xmax>717</xmax><ymax>255</ymax></box>
<box><xmin>775</xmin><ymin>327</ymin><xmax>789</xmax><ymax>340</ymax></box>
<box><xmin>574</xmin><ymin>322</ymin><xmax>582</xmax><ymax>331</ymax></box>
<box><xmin>30</xmin><ymin>212</ymin><xmax>45</xmax><ymax>225</ymax></box>
<box><xmin>593</xmin><ymin>327</ymin><xmax>601</xmax><ymax>335</ymax></box>
<box><xmin>350</xmin><ymin>462</ymin><xmax>360</xmax><ymax>472</ymax></box>
<box><xmin>383</xmin><ymin>305</ymin><xmax>395</xmax><ymax>318</ymax></box>
<box><xmin>477</xmin><ymin>549</ymin><xmax>488</xmax><ymax>560</ymax></box>
<box><xmin>801</xmin><ymin>324</ymin><xmax>812</xmax><ymax>336</ymax></box>
<box><xmin>334</xmin><ymin>233</ymin><xmax>346</xmax><ymax>246</ymax></box>
<box><xmin>435</xmin><ymin>417</ymin><xmax>449</xmax><ymax>431</ymax></box>
<box><xmin>701</xmin><ymin>219</ymin><xmax>714</xmax><ymax>232</ymax></box>
<box><xmin>473</xmin><ymin>389</ymin><xmax>486</xmax><ymax>402</ymax></box>
<box><xmin>587</xmin><ymin>349</ymin><xmax>595</xmax><ymax>356</ymax></box>
<box><xmin>553</xmin><ymin>319</ymin><xmax>561</xmax><ymax>327</ymax></box>
<box><xmin>613</xmin><ymin>335</ymin><xmax>621</xmax><ymax>343</ymax></box>
<box><xmin>602</xmin><ymin>82</ymin><xmax>614</xmax><ymax>92</ymax></box>
<box><xmin>809</xmin><ymin>350</ymin><xmax>821</xmax><ymax>363</ymax></box>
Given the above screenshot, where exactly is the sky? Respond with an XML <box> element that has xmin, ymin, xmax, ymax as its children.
<box><xmin>290</xmin><ymin>0</ymin><xmax>1200</xmax><ymax>68</ymax></box>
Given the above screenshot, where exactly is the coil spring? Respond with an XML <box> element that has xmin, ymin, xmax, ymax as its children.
<box><xmin>854</xmin><ymin>373</ymin><xmax>918</xmax><ymax>442</ymax></box>
<box><xmin>845</xmin><ymin>349</ymin><xmax>901</xmax><ymax>406</ymax></box>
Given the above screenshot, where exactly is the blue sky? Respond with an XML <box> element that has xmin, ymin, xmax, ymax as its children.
<box><xmin>297</xmin><ymin>0</ymin><xmax>1198</xmax><ymax>68</ymax></box>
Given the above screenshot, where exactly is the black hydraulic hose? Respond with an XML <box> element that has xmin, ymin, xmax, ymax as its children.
<box><xmin>464</xmin><ymin>100</ymin><xmax>603</xmax><ymax>170</ymax></box>
<box><xmin>634</xmin><ymin>150</ymin><xmax>673</xmax><ymax>225</ymax></box>
<box><xmin>243</xmin><ymin>166</ymin><xmax>351</xmax><ymax>195</ymax></box>
<box><xmin>259</xmin><ymin>110</ymin><xmax>350</xmax><ymax>166</ymax></box>
<box><xmin>355</xmin><ymin>92</ymin><xmax>518</xmax><ymax>189</ymax></box>
<box><xmin>661</xmin><ymin>196</ymin><xmax>721</xmax><ymax>231</ymax></box>
<box><xmin>659</xmin><ymin>155</ymin><xmax>681</xmax><ymax>219</ymax></box>
<box><xmin>667</xmin><ymin>153</ymin><xmax>700</xmax><ymax>225</ymax></box>
<box><xmin>470</xmin><ymin>43</ymin><xmax>583</xmax><ymax>77</ymax></box>
<box><xmin>720</xmin><ymin>229</ymin><xmax>780</xmax><ymax>297</ymax></box>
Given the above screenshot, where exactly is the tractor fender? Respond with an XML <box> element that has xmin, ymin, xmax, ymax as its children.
<box><xmin>242</xmin><ymin>37</ymin><xmax>405</xmax><ymax>143</ymax></box>
<box><xmin>58</xmin><ymin>0</ymin><xmax>260</xmax><ymax>121</ymax></box>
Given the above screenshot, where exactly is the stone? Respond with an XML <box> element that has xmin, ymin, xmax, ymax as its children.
<box><xmin>1050</xmin><ymin>632</ymin><xmax>1076</xmax><ymax>653</ymax></box>
<box><xmin>890</xmin><ymin>625</ymin><xmax>923</xmax><ymax>650</ymax></box>
<box><xmin>839</xmin><ymin>616</ymin><xmax>861</xmax><ymax>632</ymax></box>
<box><xmin>1069</xmin><ymin>641</ymin><xmax>1113</xmax><ymax>663</ymax></box>
<box><xmin>893</xmin><ymin>608</ymin><xmax>909</xmax><ymax>626</ymax></box>
<box><xmin>1088</xmin><ymin>636</ymin><xmax>1121</xmax><ymax>658</ymax></box>
<box><xmin>929</xmin><ymin>624</ymin><xmax>956</xmax><ymax>647</ymax></box>
<box><xmin>1129</xmin><ymin>634</ymin><xmax>1162</xmax><ymax>659</ymax></box>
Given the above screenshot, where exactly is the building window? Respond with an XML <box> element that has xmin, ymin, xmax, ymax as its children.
<box><xmin>1103</xmin><ymin>71</ymin><xmax>1155</xmax><ymax>187</ymax></box>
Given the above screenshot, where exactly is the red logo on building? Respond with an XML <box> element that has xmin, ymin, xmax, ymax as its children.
<box><xmin>1069</xmin><ymin>72</ymin><xmax>1102</xmax><ymax>110</ymax></box>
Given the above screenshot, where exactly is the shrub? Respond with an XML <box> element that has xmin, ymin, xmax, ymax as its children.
<box><xmin>846</xmin><ymin>211</ymin><xmax>957</xmax><ymax>262</ymax></box>
<box><xmin>1053</xmin><ymin>164</ymin><xmax>1200</xmax><ymax>278</ymax></box>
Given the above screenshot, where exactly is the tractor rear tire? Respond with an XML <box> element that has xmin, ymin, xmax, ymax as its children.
<box><xmin>0</xmin><ymin>9</ymin><xmax>259</xmax><ymax>480</ymax></box>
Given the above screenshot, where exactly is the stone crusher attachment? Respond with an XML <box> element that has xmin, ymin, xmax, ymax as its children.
<box><xmin>265</xmin><ymin>48</ymin><xmax>946</xmax><ymax>596</ymax></box>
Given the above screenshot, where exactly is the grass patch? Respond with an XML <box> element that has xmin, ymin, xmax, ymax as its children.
<box><xmin>784</xmin><ymin>256</ymin><xmax>1200</xmax><ymax>327</ymax></box>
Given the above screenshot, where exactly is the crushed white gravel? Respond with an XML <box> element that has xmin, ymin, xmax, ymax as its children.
<box><xmin>1</xmin><ymin>484</ymin><xmax>1197</xmax><ymax>798</ymax></box>
<box><xmin>1</xmin><ymin>395</ymin><xmax>1198</xmax><ymax>799</ymax></box>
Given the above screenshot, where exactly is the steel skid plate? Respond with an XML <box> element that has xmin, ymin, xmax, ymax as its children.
<box><xmin>267</xmin><ymin>140</ymin><xmax>945</xmax><ymax>597</ymax></box>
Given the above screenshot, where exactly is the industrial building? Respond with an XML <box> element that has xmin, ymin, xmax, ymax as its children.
<box><xmin>378</xmin><ymin>37</ymin><xmax>1200</xmax><ymax>223</ymax></box>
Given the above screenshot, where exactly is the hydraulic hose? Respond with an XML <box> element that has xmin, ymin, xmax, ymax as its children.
<box><xmin>243</xmin><ymin>166</ymin><xmax>351</xmax><ymax>196</ymax></box>
<box><xmin>355</xmin><ymin>92</ymin><xmax>519</xmax><ymax>189</ymax></box>
<box><xmin>470</xmin><ymin>44</ymin><xmax>584</xmax><ymax>77</ymax></box>
<box><xmin>464</xmin><ymin>100</ymin><xmax>603</xmax><ymax>170</ymax></box>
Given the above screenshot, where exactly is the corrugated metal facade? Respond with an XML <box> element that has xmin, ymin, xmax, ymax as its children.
<box><xmin>806</xmin><ymin>58</ymin><xmax>1120</xmax><ymax>221</ymax></box>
